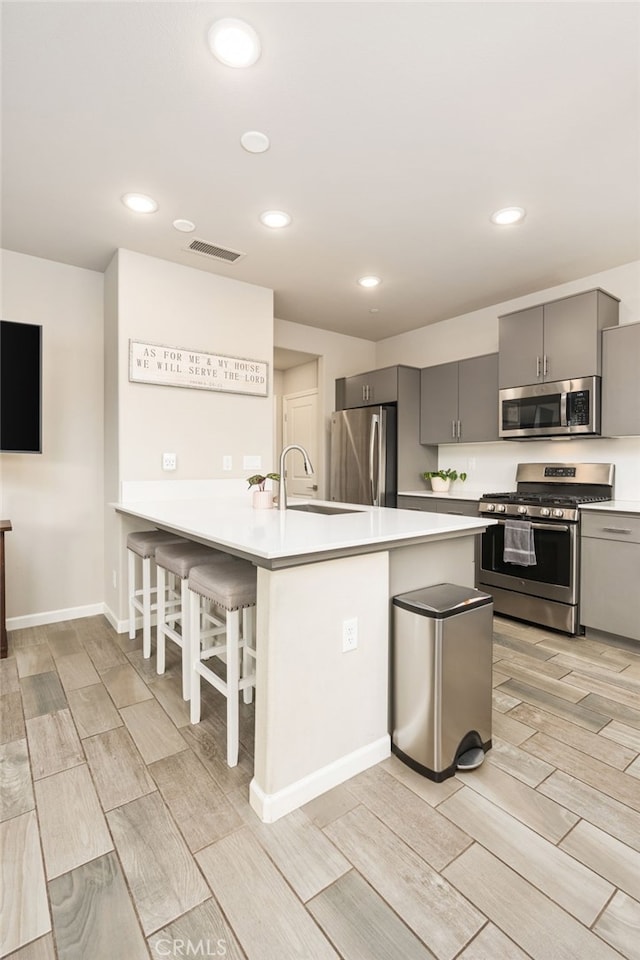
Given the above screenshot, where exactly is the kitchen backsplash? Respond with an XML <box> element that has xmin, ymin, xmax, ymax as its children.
<box><xmin>434</xmin><ymin>436</ymin><xmax>640</xmax><ymax>499</ymax></box>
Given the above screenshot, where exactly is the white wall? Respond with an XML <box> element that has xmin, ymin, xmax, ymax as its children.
<box><xmin>376</xmin><ymin>260</ymin><xmax>640</xmax><ymax>498</ymax></box>
<box><xmin>1</xmin><ymin>250</ymin><xmax>104</xmax><ymax>624</ymax></box>
<box><xmin>115</xmin><ymin>249</ymin><xmax>274</xmax><ymax>482</ymax></box>
<box><xmin>105</xmin><ymin>249</ymin><xmax>275</xmax><ymax>624</ymax></box>
<box><xmin>376</xmin><ymin>261</ymin><xmax>640</xmax><ymax>368</ymax></box>
<box><xmin>274</xmin><ymin>318</ymin><xmax>376</xmax><ymax>495</ymax></box>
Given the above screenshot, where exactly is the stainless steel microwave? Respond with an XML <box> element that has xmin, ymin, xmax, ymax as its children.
<box><xmin>499</xmin><ymin>376</ymin><xmax>601</xmax><ymax>439</ymax></box>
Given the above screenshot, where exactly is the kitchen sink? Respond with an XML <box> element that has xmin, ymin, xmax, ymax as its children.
<box><xmin>287</xmin><ymin>503</ymin><xmax>362</xmax><ymax>515</ymax></box>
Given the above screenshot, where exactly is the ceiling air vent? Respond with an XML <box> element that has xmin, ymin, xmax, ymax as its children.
<box><xmin>186</xmin><ymin>238</ymin><xmax>245</xmax><ymax>264</ymax></box>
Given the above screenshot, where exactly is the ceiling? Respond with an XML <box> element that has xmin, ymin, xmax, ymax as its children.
<box><xmin>2</xmin><ymin>2</ymin><xmax>639</xmax><ymax>342</ymax></box>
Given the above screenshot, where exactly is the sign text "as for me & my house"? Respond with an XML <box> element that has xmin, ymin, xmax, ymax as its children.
<box><xmin>128</xmin><ymin>340</ymin><xmax>268</xmax><ymax>397</ymax></box>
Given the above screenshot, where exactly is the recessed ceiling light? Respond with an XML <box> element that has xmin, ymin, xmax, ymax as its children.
<box><xmin>121</xmin><ymin>193</ymin><xmax>158</xmax><ymax>214</ymax></box>
<box><xmin>260</xmin><ymin>210</ymin><xmax>291</xmax><ymax>229</ymax></box>
<box><xmin>173</xmin><ymin>219</ymin><xmax>196</xmax><ymax>233</ymax></box>
<box><xmin>208</xmin><ymin>18</ymin><xmax>261</xmax><ymax>68</ymax></box>
<box><xmin>491</xmin><ymin>206</ymin><xmax>526</xmax><ymax>225</ymax></box>
<box><xmin>358</xmin><ymin>276</ymin><xmax>382</xmax><ymax>288</ymax></box>
<box><xmin>240</xmin><ymin>131</ymin><xmax>270</xmax><ymax>154</ymax></box>
<box><xmin>369</xmin><ymin>308</ymin><xmax>380</xmax><ymax>314</ymax></box>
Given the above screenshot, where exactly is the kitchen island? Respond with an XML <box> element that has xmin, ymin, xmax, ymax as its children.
<box><xmin>114</xmin><ymin>496</ymin><xmax>494</xmax><ymax>821</ymax></box>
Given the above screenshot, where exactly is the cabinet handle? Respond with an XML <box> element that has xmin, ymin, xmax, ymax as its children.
<box><xmin>452</xmin><ymin>420</ymin><xmax>456</xmax><ymax>439</ymax></box>
<box><xmin>445</xmin><ymin>510</ymin><xmax>464</xmax><ymax>515</ymax></box>
<box><xmin>536</xmin><ymin>356</ymin><xmax>541</xmax><ymax>379</ymax></box>
<box><xmin>457</xmin><ymin>419</ymin><xmax>462</xmax><ymax>439</ymax></box>
<box><xmin>544</xmin><ymin>355</ymin><xmax>549</xmax><ymax>377</ymax></box>
<box><xmin>601</xmin><ymin>527</ymin><xmax>632</xmax><ymax>534</ymax></box>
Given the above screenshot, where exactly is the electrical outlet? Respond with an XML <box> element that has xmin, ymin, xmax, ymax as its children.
<box><xmin>223</xmin><ymin>455</ymin><xmax>232</xmax><ymax>471</ymax></box>
<box><xmin>162</xmin><ymin>452</ymin><xmax>177</xmax><ymax>471</ymax></box>
<box><xmin>342</xmin><ymin>617</ymin><xmax>358</xmax><ymax>652</ymax></box>
<box><xmin>112</xmin><ymin>569</ymin><xmax>117</xmax><ymax>589</ymax></box>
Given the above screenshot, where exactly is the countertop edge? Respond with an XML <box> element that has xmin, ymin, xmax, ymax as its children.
<box><xmin>113</xmin><ymin>498</ymin><xmax>494</xmax><ymax>570</ymax></box>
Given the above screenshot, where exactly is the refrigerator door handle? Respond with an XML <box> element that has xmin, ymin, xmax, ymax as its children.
<box><xmin>369</xmin><ymin>414</ymin><xmax>380</xmax><ymax>506</ymax></box>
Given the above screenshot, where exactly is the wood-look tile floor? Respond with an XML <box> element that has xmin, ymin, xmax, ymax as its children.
<box><xmin>1</xmin><ymin>615</ymin><xmax>639</xmax><ymax>959</ymax></box>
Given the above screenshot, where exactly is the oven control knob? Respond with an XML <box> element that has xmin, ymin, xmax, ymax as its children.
<box><xmin>553</xmin><ymin>508</ymin><xmax>564</xmax><ymax>518</ymax></box>
<box><xmin>486</xmin><ymin>503</ymin><xmax>495</xmax><ymax>512</ymax></box>
<box><xmin>540</xmin><ymin>507</ymin><xmax>551</xmax><ymax>517</ymax></box>
<box><xmin>497</xmin><ymin>504</ymin><xmax>506</xmax><ymax>513</ymax></box>
<box><xmin>517</xmin><ymin>505</ymin><xmax>528</xmax><ymax>514</ymax></box>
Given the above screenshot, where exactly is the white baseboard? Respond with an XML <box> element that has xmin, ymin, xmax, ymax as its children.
<box><xmin>102</xmin><ymin>605</ymin><xmax>124</xmax><ymax>633</ymax></box>
<box><xmin>7</xmin><ymin>602</ymin><xmax>106</xmax><ymax>632</ymax></box>
<box><xmin>249</xmin><ymin>735</ymin><xmax>390</xmax><ymax>823</ymax></box>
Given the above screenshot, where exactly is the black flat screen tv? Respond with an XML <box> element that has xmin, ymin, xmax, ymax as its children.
<box><xmin>0</xmin><ymin>320</ymin><xmax>43</xmax><ymax>453</ymax></box>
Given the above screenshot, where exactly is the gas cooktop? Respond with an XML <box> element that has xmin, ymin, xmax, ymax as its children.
<box><xmin>481</xmin><ymin>492</ymin><xmax>611</xmax><ymax>506</ymax></box>
<box><xmin>479</xmin><ymin>463</ymin><xmax>614</xmax><ymax>522</ymax></box>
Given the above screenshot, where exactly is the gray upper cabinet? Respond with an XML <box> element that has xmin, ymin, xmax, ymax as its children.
<box><xmin>601</xmin><ymin>322</ymin><xmax>640</xmax><ymax>437</ymax></box>
<box><xmin>335</xmin><ymin>365</ymin><xmax>437</xmax><ymax>489</ymax></box>
<box><xmin>498</xmin><ymin>305</ymin><xmax>544</xmax><ymax>389</ymax></box>
<box><xmin>338</xmin><ymin>366</ymin><xmax>399</xmax><ymax>408</ymax></box>
<box><xmin>498</xmin><ymin>289</ymin><xmax>619</xmax><ymax>389</ymax></box>
<box><xmin>420</xmin><ymin>361</ymin><xmax>458</xmax><ymax>443</ymax></box>
<box><xmin>420</xmin><ymin>353</ymin><xmax>498</xmax><ymax>444</ymax></box>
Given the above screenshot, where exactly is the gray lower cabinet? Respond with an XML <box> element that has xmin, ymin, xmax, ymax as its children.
<box><xmin>420</xmin><ymin>353</ymin><xmax>498</xmax><ymax>444</ymax></box>
<box><xmin>602</xmin><ymin>321</ymin><xmax>640</xmax><ymax>437</ymax></box>
<box><xmin>398</xmin><ymin>496</ymin><xmax>479</xmax><ymax>517</ymax></box>
<box><xmin>499</xmin><ymin>288</ymin><xmax>619</xmax><ymax>389</ymax></box>
<box><xmin>580</xmin><ymin>512</ymin><xmax>640</xmax><ymax>641</ymax></box>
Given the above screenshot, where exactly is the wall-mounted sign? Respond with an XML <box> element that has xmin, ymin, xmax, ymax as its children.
<box><xmin>129</xmin><ymin>339</ymin><xmax>268</xmax><ymax>397</ymax></box>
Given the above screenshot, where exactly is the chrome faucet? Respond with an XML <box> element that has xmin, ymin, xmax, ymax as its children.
<box><xmin>278</xmin><ymin>444</ymin><xmax>314</xmax><ymax>511</ymax></box>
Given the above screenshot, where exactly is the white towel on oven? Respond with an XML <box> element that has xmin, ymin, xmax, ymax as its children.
<box><xmin>503</xmin><ymin>519</ymin><xmax>536</xmax><ymax>566</ymax></box>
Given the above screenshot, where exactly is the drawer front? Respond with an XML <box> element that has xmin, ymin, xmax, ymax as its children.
<box><xmin>397</xmin><ymin>496</ymin><xmax>438</xmax><ymax>512</ymax></box>
<box><xmin>581</xmin><ymin>513</ymin><xmax>640</xmax><ymax>544</ymax></box>
<box><xmin>436</xmin><ymin>500</ymin><xmax>479</xmax><ymax>518</ymax></box>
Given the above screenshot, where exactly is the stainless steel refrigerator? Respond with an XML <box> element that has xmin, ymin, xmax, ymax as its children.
<box><xmin>329</xmin><ymin>406</ymin><xmax>397</xmax><ymax>507</ymax></box>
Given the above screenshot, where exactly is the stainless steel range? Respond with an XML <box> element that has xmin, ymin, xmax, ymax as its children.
<box><xmin>477</xmin><ymin>463</ymin><xmax>614</xmax><ymax>635</ymax></box>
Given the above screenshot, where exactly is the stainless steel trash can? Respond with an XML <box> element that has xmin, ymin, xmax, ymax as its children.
<box><xmin>391</xmin><ymin>583</ymin><xmax>493</xmax><ymax>781</ymax></box>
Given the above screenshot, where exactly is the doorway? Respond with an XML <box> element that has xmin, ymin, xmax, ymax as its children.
<box><xmin>273</xmin><ymin>349</ymin><xmax>321</xmax><ymax>498</ymax></box>
<box><xmin>283</xmin><ymin>390</ymin><xmax>319</xmax><ymax>498</ymax></box>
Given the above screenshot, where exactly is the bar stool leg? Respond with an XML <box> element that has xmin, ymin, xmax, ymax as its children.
<box><xmin>142</xmin><ymin>556</ymin><xmax>152</xmax><ymax>658</ymax></box>
<box><xmin>156</xmin><ymin>565</ymin><xmax>166</xmax><ymax>675</ymax></box>
<box><xmin>128</xmin><ymin>549</ymin><xmax>136</xmax><ymax>639</ymax></box>
<box><xmin>189</xmin><ymin>590</ymin><xmax>202</xmax><ymax>724</ymax></box>
<box><xmin>242</xmin><ymin>607</ymin><xmax>254</xmax><ymax>705</ymax></box>
<box><xmin>180</xmin><ymin>577</ymin><xmax>191</xmax><ymax>701</ymax></box>
<box><xmin>227</xmin><ymin>609</ymin><xmax>240</xmax><ymax>767</ymax></box>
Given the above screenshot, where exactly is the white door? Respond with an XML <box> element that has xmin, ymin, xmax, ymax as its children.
<box><xmin>283</xmin><ymin>390</ymin><xmax>319</xmax><ymax>498</ymax></box>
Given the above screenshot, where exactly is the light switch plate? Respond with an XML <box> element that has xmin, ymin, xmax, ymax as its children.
<box><xmin>243</xmin><ymin>455</ymin><xmax>261</xmax><ymax>470</ymax></box>
<box><xmin>223</xmin><ymin>455</ymin><xmax>232</xmax><ymax>471</ymax></box>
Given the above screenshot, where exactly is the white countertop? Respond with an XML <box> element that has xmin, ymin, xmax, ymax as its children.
<box><xmin>114</xmin><ymin>496</ymin><xmax>494</xmax><ymax>569</ymax></box>
<box><xmin>581</xmin><ymin>500</ymin><xmax>640</xmax><ymax>515</ymax></box>
<box><xmin>398</xmin><ymin>489</ymin><xmax>485</xmax><ymax>501</ymax></box>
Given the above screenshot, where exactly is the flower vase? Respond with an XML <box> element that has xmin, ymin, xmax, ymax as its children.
<box><xmin>430</xmin><ymin>477</ymin><xmax>451</xmax><ymax>493</ymax></box>
<box><xmin>252</xmin><ymin>490</ymin><xmax>274</xmax><ymax>509</ymax></box>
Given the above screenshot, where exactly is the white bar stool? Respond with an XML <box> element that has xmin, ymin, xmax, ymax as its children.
<box><xmin>188</xmin><ymin>558</ymin><xmax>257</xmax><ymax>767</ymax></box>
<box><xmin>155</xmin><ymin>541</ymin><xmax>235</xmax><ymax>700</ymax></box>
<box><xmin>126</xmin><ymin>530</ymin><xmax>187</xmax><ymax>657</ymax></box>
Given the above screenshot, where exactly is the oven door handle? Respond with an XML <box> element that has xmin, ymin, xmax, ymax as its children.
<box><xmin>487</xmin><ymin>518</ymin><xmax>571</xmax><ymax>533</ymax></box>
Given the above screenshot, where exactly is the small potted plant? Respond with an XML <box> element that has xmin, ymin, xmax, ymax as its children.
<box><xmin>247</xmin><ymin>473</ymin><xmax>280</xmax><ymax>509</ymax></box>
<box><xmin>422</xmin><ymin>468</ymin><xmax>467</xmax><ymax>493</ymax></box>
